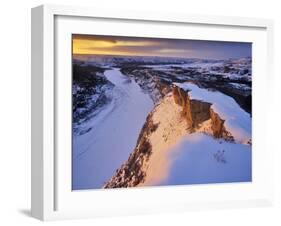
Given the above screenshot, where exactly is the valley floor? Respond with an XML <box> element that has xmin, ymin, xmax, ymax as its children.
<box><xmin>72</xmin><ymin>68</ymin><xmax>153</xmax><ymax>189</ymax></box>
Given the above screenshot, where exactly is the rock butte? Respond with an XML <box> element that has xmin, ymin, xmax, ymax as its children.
<box><xmin>104</xmin><ymin>84</ymin><xmax>237</xmax><ymax>188</ymax></box>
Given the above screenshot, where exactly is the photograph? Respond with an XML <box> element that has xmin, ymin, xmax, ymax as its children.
<box><xmin>72</xmin><ymin>34</ymin><xmax>252</xmax><ymax>190</ymax></box>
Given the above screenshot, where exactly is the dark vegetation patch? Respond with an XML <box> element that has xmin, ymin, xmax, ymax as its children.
<box><xmin>121</xmin><ymin>67</ymin><xmax>172</xmax><ymax>103</ymax></box>
<box><xmin>120</xmin><ymin>63</ymin><xmax>251</xmax><ymax>114</ymax></box>
<box><xmin>197</xmin><ymin>81</ymin><xmax>252</xmax><ymax>115</ymax></box>
<box><xmin>72</xmin><ymin>63</ymin><xmax>113</xmax><ymax>131</ymax></box>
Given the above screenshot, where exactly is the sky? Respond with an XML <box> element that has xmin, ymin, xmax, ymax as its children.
<box><xmin>72</xmin><ymin>34</ymin><xmax>251</xmax><ymax>60</ymax></box>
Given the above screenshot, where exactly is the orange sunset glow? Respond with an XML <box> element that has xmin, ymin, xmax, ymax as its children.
<box><xmin>72</xmin><ymin>34</ymin><xmax>252</xmax><ymax>59</ymax></box>
<box><xmin>73</xmin><ymin>34</ymin><xmax>160</xmax><ymax>56</ymax></box>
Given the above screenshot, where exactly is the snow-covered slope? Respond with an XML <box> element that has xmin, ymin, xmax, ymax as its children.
<box><xmin>158</xmin><ymin>133</ymin><xmax>251</xmax><ymax>186</ymax></box>
<box><xmin>104</xmin><ymin>83</ymin><xmax>251</xmax><ymax>188</ymax></box>
<box><xmin>143</xmin><ymin>87</ymin><xmax>251</xmax><ymax>186</ymax></box>
<box><xmin>139</xmin><ymin>94</ymin><xmax>192</xmax><ymax>186</ymax></box>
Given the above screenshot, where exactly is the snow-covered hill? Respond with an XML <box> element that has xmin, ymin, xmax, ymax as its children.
<box><xmin>104</xmin><ymin>83</ymin><xmax>251</xmax><ymax>188</ymax></box>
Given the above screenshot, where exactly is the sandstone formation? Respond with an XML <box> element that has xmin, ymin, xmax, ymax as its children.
<box><xmin>104</xmin><ymin>85</ymin><xmax>235</xmax><ymax>188</ymax></box>
<box><xmin>172</xmin><ymin>85</ymin><xmax>233</xmax><ymax>140</ymax></box>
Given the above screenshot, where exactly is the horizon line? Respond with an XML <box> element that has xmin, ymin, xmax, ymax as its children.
<box><xmin>72</xmin><ymin>53</ymin><xmax>251</xmax><ymax>61</ymax></box>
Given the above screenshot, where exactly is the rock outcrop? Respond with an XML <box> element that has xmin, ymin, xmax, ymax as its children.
<box><xmin>172</xmin><ymin>86</ymin><xmax>210</xmax><ymax>129</ymax></box>
<box><xmin>104</xmin><ymin>85</ymin><xmax>235</xmax><ymax>188</ymax></box>
<box><xmin>210</xmin><ymin>108</ymin><xmax>225</xmax><ymax>138</ymax></box>
<box><xmin>172</xmin><ymin>85</ymin><xmax>233</xmax><ymax>141</ymax></box>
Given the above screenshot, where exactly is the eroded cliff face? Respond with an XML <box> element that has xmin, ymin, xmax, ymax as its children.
<box><xmin>172</xmin><ymin>85</ymin><xmax>233</xmax><ymax>141</ymax></box>
<box><xmin>172</xmin><ymin>86</ymin><xmax>211</xmax><ymax>129</ymax></box>
<box><xmin>209</xmin><ymin>108</ymin><xmax>225</xmax><ymax>138</ymax></box>
<box><xmin>104</xmin><ymin>85</ymin><xmax>235</xmax><ymax>188</ymax></box>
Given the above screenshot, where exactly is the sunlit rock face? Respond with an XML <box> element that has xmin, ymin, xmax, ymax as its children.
<box><xmin>210</xmin><ymin>109</ymin><xmax>234</xmax><ymax>141</ymax></box>
<box><xmin>210</xmin><ymin>108</ymin><xmax>225</xmax><ymax>138</ymax></box>
<box><xmin>172</xmin><ymin>85</ymin><xmax>192</xmax><ymax>124</ymax></box>
<box><xmin>172</xmin><ymin>85</ymin><xmax>210</xmax><ymax>128</ymax></box>
<box><xmin>172</xmin><ymin>85</ymin><xmax>231</xmax><ymax>140</ymax></box>
<box><xmin>104</xmin><ymin>84</ymin><xmax>237</xmax><ymax>188</ymax></box>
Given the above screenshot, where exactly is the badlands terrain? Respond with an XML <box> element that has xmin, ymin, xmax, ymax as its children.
<box><xmin>72</xmin><ymin>55</ymin><xmax>252</xmax><ymax>190</ymax></box>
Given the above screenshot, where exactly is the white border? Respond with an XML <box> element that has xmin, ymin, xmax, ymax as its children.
<box><xmin>31</xmin><ymin>4</ymin><xmax>274</xmax><ymax>221</ymax></box>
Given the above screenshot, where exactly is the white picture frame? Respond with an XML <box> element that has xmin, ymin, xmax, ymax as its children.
<box><xmin>31</xmin><ymin>4</ymin><xmax>274</xmax><ymax>221</ymax></box>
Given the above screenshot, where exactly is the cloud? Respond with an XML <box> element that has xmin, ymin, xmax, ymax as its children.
<box><xmin>73</xmin><ymin>34</ymin><xmax>117</xmax><ymax>43</ymax></box>
<box><xmin>72</xmin><ymin>34</ymin><xmax>251</xmax><ymax>59</ymax></box>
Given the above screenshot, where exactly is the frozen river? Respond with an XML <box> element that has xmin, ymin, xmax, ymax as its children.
<box><xmin>72</xmin><ymin>68</ymin><xmax>154</xmax><ymax>190</ymax></box>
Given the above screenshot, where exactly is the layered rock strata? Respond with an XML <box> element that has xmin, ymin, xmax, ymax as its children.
<box><xmin>104</xmin><ymin>85</ymin><xmax>234</xmax><ymax>188</ymax></box>
<box><xmin>172</xmin><ymin>85</ymin><xmax>233</xmax><ymax>140</ymax></box>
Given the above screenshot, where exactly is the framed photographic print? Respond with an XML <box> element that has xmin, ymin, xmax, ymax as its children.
<box><xmin>31</xmin><ymin>4</ymin><xmax>274</xmax><ymax>221</ymax></box>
